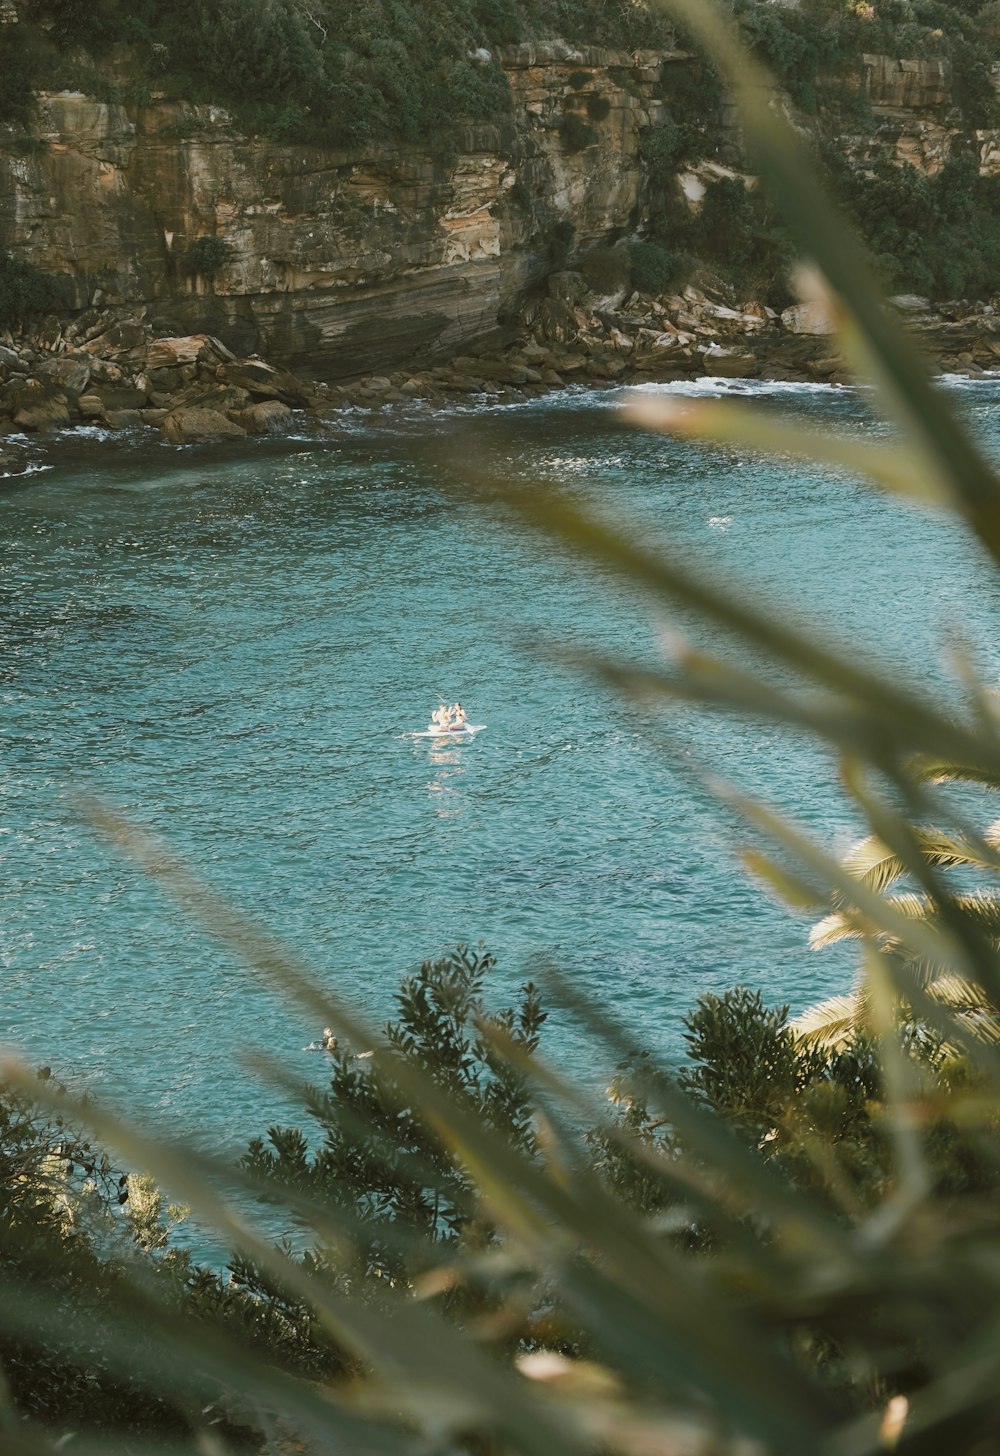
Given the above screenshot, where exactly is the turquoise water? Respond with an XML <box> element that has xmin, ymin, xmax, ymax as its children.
<box><xmin>4</xmin><ymin>378</ymin><xmax>1000</xmax><ymax>1150</ymax></box>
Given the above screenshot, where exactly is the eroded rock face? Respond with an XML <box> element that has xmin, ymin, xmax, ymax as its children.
<box><xmin>863</xmin><ymin>54</ymin><xmax>952</xmax><ymax>114</ymax></box>
<box><xmin>0</xmin><ymin>41</ymin><xmax>995</xmax><ymax>384</ymax></box>
<box><xmin>0</xmin><ymin>47</ymin><xmax>678</xmax><ymax>378</ymax></box>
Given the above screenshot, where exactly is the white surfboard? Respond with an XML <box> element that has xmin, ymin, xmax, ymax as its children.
<box><xmin>409</xmin><ymin>723</ymin><xmax>486</xmax><ymax>739</ymax></box>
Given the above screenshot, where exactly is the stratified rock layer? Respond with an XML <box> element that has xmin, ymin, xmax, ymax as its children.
<box><xmin>0</xmin><ymin>45</ymin><xmax>681</xmax><ymax>378</ymax></box>
<box><xmin>3</xmin><ymin>41</ymin><xmax>1000</xmax><ymax>386</ymax></box>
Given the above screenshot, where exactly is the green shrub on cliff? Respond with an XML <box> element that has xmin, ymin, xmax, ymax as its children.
<box><xmin>175</xmin><ymin>0</ymin><xmax>329</xmax><ymax>110</ymax></box>
<box><xmin>0</xmin><ymin>20</ymin><xmax>43</xmax><ymax>122</ymax></box>
<box><xmin>829</xmin><ymin>150</ymin><xmax>1000</xmax><ymax>299</ymax></box>
<box><xmin>628</xmin><ymin>239</ymin><xmax>677</xmax><ymax>294</ymax></box>
<box><xmin>183</xmin><ymin>235</ymin><xmax>231</xmax><ymax>282</ymax></box>
<box><xmin>0</xmin><ymin>254</ymin><xmax>64</xmax><ymax>329</ymax></box>
<box><xmin>559</xmin><ymin>111</ymin><xmax>597</xmax><ymax>153</ymax></box>
<box><xmin>579</xmin><ymin>244</ymin><xmax>630</xmax><ymax>293</ymax></box>
<box><xmin>639</xmin><ymin>119</ymin><xmax>683</xmax><ymax>174</ymax></box>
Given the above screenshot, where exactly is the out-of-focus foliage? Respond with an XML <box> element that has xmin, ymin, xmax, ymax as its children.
<box><xmin>0</xmin><ymin>1068</ymin><xmax>246</xmax><ymax>1446</ymax></box>
<box><xmin>12</xmin><ymin>1</ymin><xmax>1000</xmax><ymax>1453</ymax></box>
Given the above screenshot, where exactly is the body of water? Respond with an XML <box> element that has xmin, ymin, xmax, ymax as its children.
<box><xmin>4</xmin><ymin>377</ymin><xmax>1000</xmax><ymax>1150</ymax></box>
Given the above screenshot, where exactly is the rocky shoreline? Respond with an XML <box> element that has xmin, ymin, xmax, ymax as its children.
<box><xmin>3</xmin><ymin>274</ymin><xmax>1000</xmax><ymax>475</ymax></box>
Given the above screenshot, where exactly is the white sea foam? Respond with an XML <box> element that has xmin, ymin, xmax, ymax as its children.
<box><xmin>628</xmin><ymin>376</ymin><xmax>840</xmax><ymax>399</ymax></box>
<box><xmin>0</xmin><ymin>462</ymin><xmax>52</xmax><ymax>480</ymax></box>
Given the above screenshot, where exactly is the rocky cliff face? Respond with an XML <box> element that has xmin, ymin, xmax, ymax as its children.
<box><xmin>849</xmin><ymin>53</ymin><xmax>1000</xmax><ymax>178</ymax></box>
<box><xmin>0</xmin><ymin>44</ymin><xmax>685</xmax><ymax>378</ymax></box>
<box><xmin>1</xmin><ymin>42</ymin><xmax>997</xmax><ymax>380</ymax></box>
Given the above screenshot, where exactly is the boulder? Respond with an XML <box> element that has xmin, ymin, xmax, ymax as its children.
<box><xmin>219</xmin><ymin>361</ymin><xmax>311</xmax><ymax>408</ymax></box>
<box><xmin>92</xmin><ymin>385</ymin><xmax>148</xmax><ymax>411</ymax></box>
<box><xmin>105</xmin><ymin>409</ymin><xmax>146</xmax><ymax>430</ymax></box>
<box><xmin>198</xmin><ymin>336</ymin><xmax>237</xmax><ymax>365</ymax></box>
<box><xmin>81</xmin><ymin>320</ymin><xmax>151</xmax><ymax>357</ymax></box>
<box><xmin>235</xmin><ymin>400</ymin><xmax>294</xmax><ymax>435</ymax></box>
<box><xmin>196</xmin><ymin>385</ymin><xmax>253</xmax><ymax>415</ymax></box>
<box><xmin>780</xmin><ymin>301</ymin><xmax>837</xmax><ymax>336</ymax></box>
<box><xmin>441</xmin><ymin>374</ymin><xmax>486</xmax><ymax>393</ymax></box>
<box><xmin>147</xmin><ymin>366</ymin><xmax>183</xmax><ymax>392</ymax></box>
<box><xmin>890</xmin><ymin>294</ymin><xmax>933</xmax><ymax>314</ymax></box>
<box><xmin>162</xmin><ymin>407</ymin><xmax>247</xmax><ymax>444</ymax></box>
<box><xmin>13</xmin><ymin>383</ymin><xmax>71</xmax><ymax>431</ymax></box>
<box><xmin>0</xmin><ymin>440</ymin><xmax>36</xmax><ymax>476</ymax></box>
<box><xmin>87</xmin><ymin>358</ymin><xmax>126</xmax><ymax>384</ymax></box>
<box><xmin>702</xmin><ymin>349</ymin><xmax>757</xmax><ymax>378</ymax></box>
<box><xmin>36</xmin><ymin>354</ymin><xmax>91</xmax><ymax>394</ymax></box>
<box><xmin>77</xmin><ymin>394</ymin><xmax>106</xmax><ymax>419</ymax></box>
<box><xmin>144</xmin><ymin>336</ymin><xmax>214</xmax><ymax>370</ymax></box>
<box><xmin>476</xmin><ymin>360</ymin><xmax>530</xmax><ymax>385</ymax></box>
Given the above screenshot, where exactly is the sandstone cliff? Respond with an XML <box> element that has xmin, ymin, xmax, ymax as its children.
<box><xmin>0</xmin><ymin>44</ymin><xmax>685</xmax><ymax>378</ymax></box>
<box><xmin>1</xmin><ymin>43</ymin><xmax>998</xmax><ymax>381</ymax></box>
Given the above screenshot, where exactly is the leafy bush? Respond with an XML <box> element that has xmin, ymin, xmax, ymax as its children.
<box><xmin>559</xmin><ymin>111</ymin><xmax>597</xmax><ymax>153</ymax></box>
<box><xmin>579</xmin><ymin>244</ymin><xmax>630</xmax><ymax>293</ymax></box>
<box><xmin>0</xmin><ymin>22</ymin><xmax>43</xmax><ymax>123</ymax></box>
<box><xmin>182</xmin><ymin>235</ymin><xmax>231</xmax><ymax>282</ymax></box>
<box><xmin>3</xmin><ymin>0</ymin><xmax>998</xmax><ymax>150</ymax></box>
<box><xmin>828</xmin><ymin>151</ymin><xmax>1000</xmax><ymax>299</ymax></box>
<box><xmin>546</xmin><ymin>217</ymin><xmax>576</xmax><ymax>266</ymax></box>
<box><xmin>473</xmin><ymin>0</ymin><xmax>525</xmax><ymax>44</ymax></box>
<box><xmin>0</xmin><ymin>1069</ymin><xmax>223</xmax><ymax>1441</ymax></box>
<box><xmin>628</xmin><ymin>239</ymin><xmax>676</xmax><ymax>293</ymax></box>
<box><xmin>696</xmin><ymin>176</ymin><xmax>758</xmax><ymax>268</ymax></box>
<box><xmin>175</xmin><ymin>0</ymin><xmax>328</xmax><ymax>108</ymax></box>
<box><xmin>242</xmin><ymin>948</ymin><xmax>544</xmax><ymax>1291</ymax></box>
<box><xmin>586</xmin><ymin>93</ymin><xmax>611</xmax><ymax>121</ymax></box>
<box><xmin>639</xmin><ymin>119</ymin><xmax>683</xmax><ymax>173</ymax></box>
<box><xmin>0</xmin><ymin>254</ymin><xmax>64</xmax><ymax>329</ymax></box>
<box><xmin>662</xmin><ymin>57</ymin><xmax>726</xmax><ymax>165</ymax></box>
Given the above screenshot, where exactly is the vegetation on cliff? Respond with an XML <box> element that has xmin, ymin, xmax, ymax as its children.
<box><xmin>1</xmin><ymin>1</ymin><xmax>999</xmax><ymax>317</ymax></box>
<box><xmin>3</xmin><ymin>0</ymin><xmax>672</xmax><ymax>143</ymax></box>
<box><xmin>2</xmin><ymin>0</ymin><xmax>998</xmax><ymax>146</ymax></box>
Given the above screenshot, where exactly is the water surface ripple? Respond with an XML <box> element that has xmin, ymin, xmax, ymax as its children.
<box><xmin>4</xmin><ymin>378</ymin><xmax>1000</xmax><ymax>1144</ymax></box>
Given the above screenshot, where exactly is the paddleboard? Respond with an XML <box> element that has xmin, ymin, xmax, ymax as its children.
<box><xmin>410</xmin><ymin>723</ymin><xmax>486</xmax><ymax>739</ymax></box>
